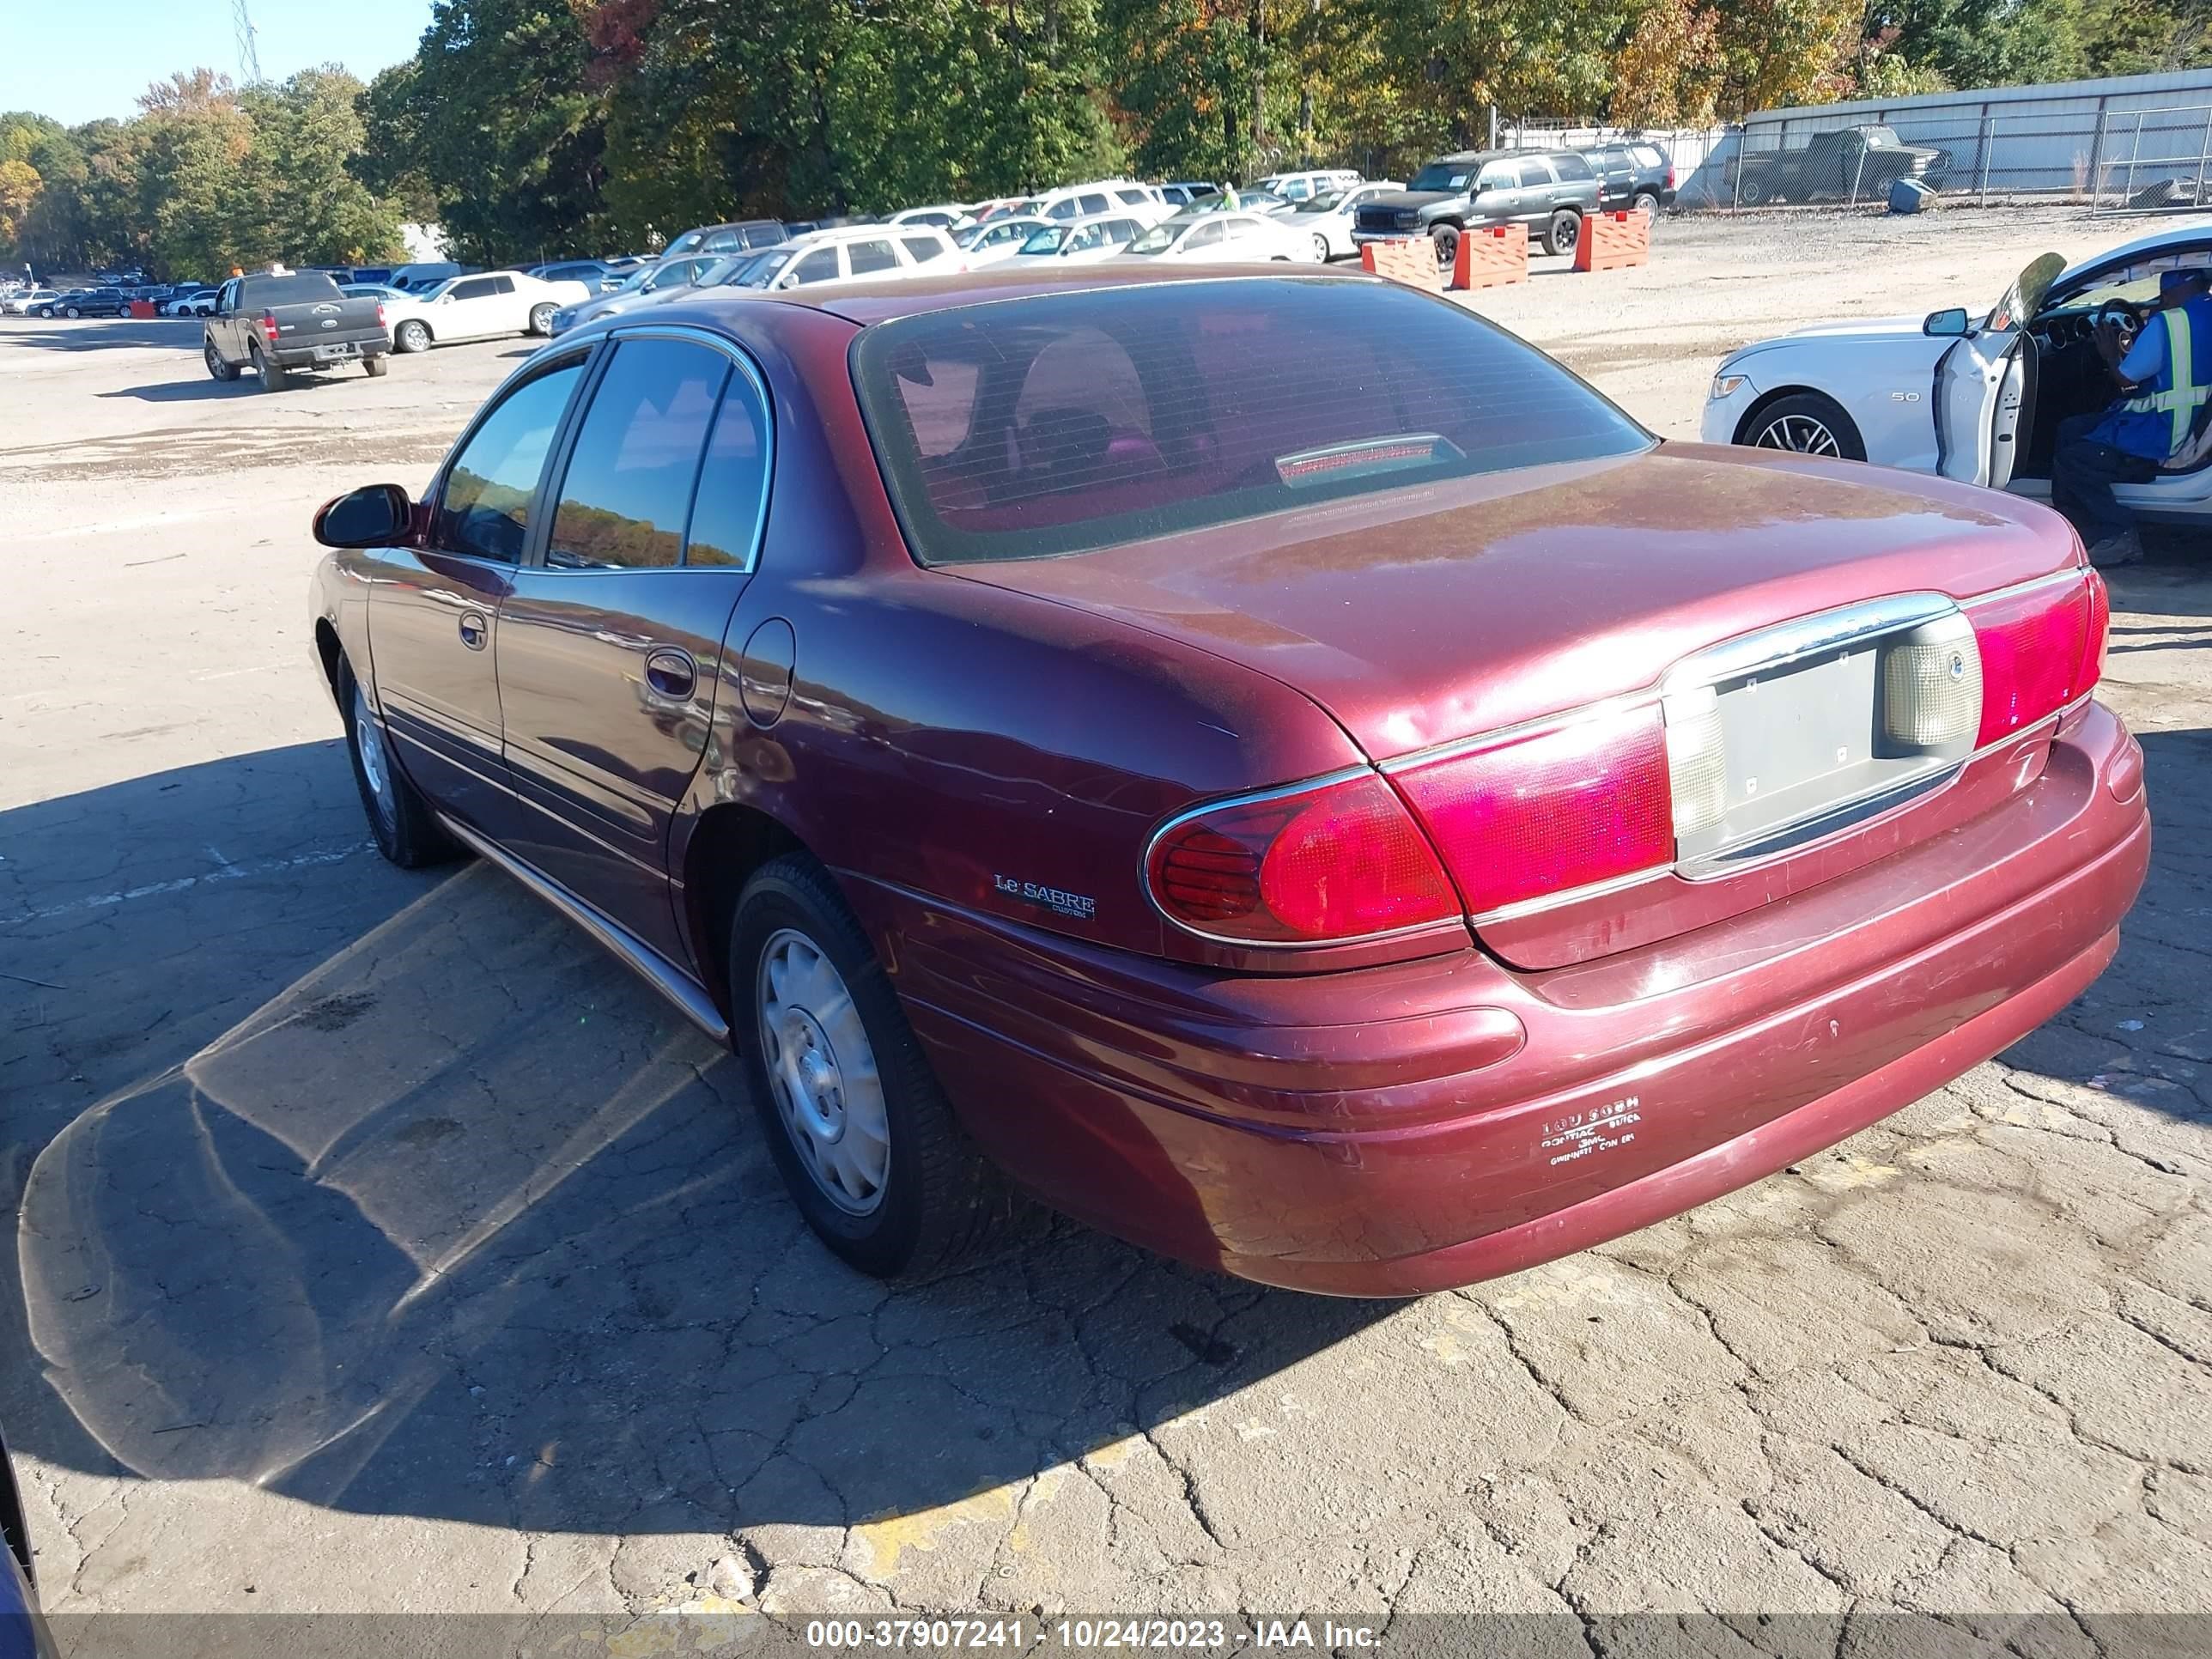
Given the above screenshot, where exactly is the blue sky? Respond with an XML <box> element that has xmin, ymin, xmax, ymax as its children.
<box><xmin>2</xmin><ymin>0</ymin><xmax>437</xmax><ymax>125</ymax></box>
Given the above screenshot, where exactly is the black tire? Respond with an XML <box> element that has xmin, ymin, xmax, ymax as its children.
<box><xmin>1543</xmin><ymin>208</ymin><xmax>1582</xmax><ymax>257</ymax></box>
<box><xmin>338</xmin><ymin>660</ymin><xmax>459</xmax><ymax>868</ymax></box>
<box><xmin>731</xmin><ymin>853</ymin><xmax>1022</xmax><ymax>1280</ymax></box>
<box><xmin>1430</xmin><ymin>222</ymin><xmax>1462</xmax><ymax>269</ymax></box>
<box><xmin>396</xmin><ymin>319</ymin><xmax>430</xmax><ymax>354</ymax></box>
<box><xmin>1737</xmin><ymin>391</ymin><xmax>1867</xmax><ymax>462</ymax></box>
<box><xmin>33</xmin><ymin>306</ymin><xmax>52</xmax><ymax>318</ymax></box>
<box><xmin>204</xmin><ymin>340</ymin><xmax>238</xmax><ymax>382</ymax></box>
<box><xmin>1737</xmin><ymin>175</ymin><xmax>1773</xmax><ymax>207</ymax></box>
<box><xmin>363</xmin><ymin>354</ymin><xmax>389</xmax><ymax>378</ymax></box>
<box><xmin>63</xmin><ymin>305</ymin><xmax>80</xmax><ymax>318</ymax></box>
<box><xmin>528</xmin><ymin>302</ymin><xmax>556</xmax><ymax>336</ymax></box>
<box><xmin>250</xmin><ymin>343</ymin><xmax>289</xmax><ymax>392</ymax></box>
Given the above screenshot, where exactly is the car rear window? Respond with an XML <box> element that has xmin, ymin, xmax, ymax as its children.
<box><xmin>240</xmin><ymin>275</ymin><xmax>344</xmax><ymax>306</ymax></box>
<box><xmin>851</xmin><ymin>276</ymin><xmax>1650</xmax><ymax>566</ymax></box>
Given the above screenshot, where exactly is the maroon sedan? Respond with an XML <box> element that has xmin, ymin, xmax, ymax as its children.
<box><xmin>307</xmin><ymin>265</ymin><xmax>2148</xmax><ymax>1295</ymax></box>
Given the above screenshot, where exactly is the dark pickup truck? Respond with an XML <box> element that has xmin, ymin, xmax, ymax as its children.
<box><xmin>203</xmin><ymin>270</ymin><xmax>391</xmax><ymax>390</ymax></box>
<box><xmin>1731</xmin><ymin>125</ymin><xmax>1954</xmax><ymax>205</ymax></box>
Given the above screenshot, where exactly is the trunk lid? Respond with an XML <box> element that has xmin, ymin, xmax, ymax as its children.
<box><xmin>949</xmin><ymin>443</ymin><xmax>2085</xmax><ymax>965</ymax></box>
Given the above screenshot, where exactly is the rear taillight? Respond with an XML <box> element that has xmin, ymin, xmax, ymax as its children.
<box><xmin>1145</xmin><ymin>772</ymin><xmax>1459</xmax><ymax>944</ymax></box>
<box><xmin>261</xmin><ymin>310</ymin><xmax>279</xmax><ymax>343</ymax></box>
<box><xmin>375</xmin><ymin>301</ymin><xmax>386</xmax><ymax>327</ymax></box>
<box><xmin>2082</xmin><ymin>566</ymin><xmax>2111</xmax><ymax>688</ymax></box>
<box><xmin>1666</xmin><ymin>166</ymin><xmax>1677</xmax><ymax>189</ymax></box>
<box><xmin>1391</xmin><ymin>707</ymin><xmax>1674</xmax><ymax>917</ymax></box>
<box><xmin>1967</xmin><ymin>573</ymin><xmax>2099</xmax><ymax>747</ymax></box>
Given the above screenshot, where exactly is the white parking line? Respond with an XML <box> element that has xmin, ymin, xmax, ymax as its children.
<box><xmin>1</xmin><ymin>843</ymin><xmax>373</xmax><ymax>927</ymax></box>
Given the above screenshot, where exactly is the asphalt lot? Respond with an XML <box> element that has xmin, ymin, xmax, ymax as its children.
<box><xmin>3</xmin><ymin>208</ymin><xmax>2209</xmax><ymax>1644</ymax></box>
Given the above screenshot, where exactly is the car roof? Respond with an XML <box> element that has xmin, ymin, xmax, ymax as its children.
<box><xmin>2059</xmin><ymin>223</ymin><xmax>2212</xmax><ymax>287</ymax></box>
<box><xmin>665</xmin><ymin>263</ymin><xmax>1378</xmax><ymax>330</ymax></box>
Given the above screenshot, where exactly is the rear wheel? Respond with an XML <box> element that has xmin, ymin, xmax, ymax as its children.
<box><xmin>341</xmin><ymin>665</ymin><xmax>458</xmax><ymax>867</ymax></box>
<box><xmin>1543</xmin><ymin>209</ymin><xmax>1582</xmax><ymax>256</ymax></box>
<box><xmin>250</xmin><ymin>344</ymin><xmax>289</xmax><ymax>392</ymax></box>
<box><xmin>1633</xmin><ymin>190</ymin><xmax>1661</xmax><ymax>215</ymax></box>
<box><xmin>1312</xmin><ymin>232</ymin><xmax>1331</xmax><ymax>262</ymax></box>
<box><xmin>731</xmin><ymin>854</ymin><xmax>1022</xmax><ymax>1280</ymax></box>
<box><xmin>1737</xmin><ymin>174</ymin><xmax>1773</xmax><ymax>207</ymax></box>
<box><xmin>363</xmin><ymin>354</ymin><xmax>389</xmax><ymax>378</ymax></box>
<box><xmin>1741</xmin><ymin>391</ymin><xmax>1866</xmax><ymax>461</ymax></box>
<box><xmin>1430</xmin><ymin>223</ymin><xmax>1462</xmax><ymax>268</ymax></box>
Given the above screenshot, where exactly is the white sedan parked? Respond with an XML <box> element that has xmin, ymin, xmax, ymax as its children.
<box><xmin>1009</xmin><ymin>212</ymin><xmax>1150</xmax><ymax>265</ymax></box>
<box><xmin>1702</xmin><ymin>224</ymin><xmax>2212</xmax><ymax>526</ymax></box>
<box><xmin>732</xmin><ymin>224</ymin><xmax>963</xmax><ymax>292</ymax></box>
<box><xmin>1121</xmin><ymin>210</ymin><xmax>1321</xmax><ymax>264</ymax></box>
<box><xmin>955</xmin><ymin>216</ymin><xmax>1054</xmax><ymax>269</ymax></box>
<box><xmin>1282</xmin><ymin>181</ymin><xmax>1403</xmax><ymax>262</ymax></box>
<box><xmin>379</xmin><ymin>269</ymin><xmax>591</xmax><ymax>351</ymax></box>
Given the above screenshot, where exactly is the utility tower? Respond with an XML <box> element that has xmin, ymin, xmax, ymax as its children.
<box><xmin>233</xmin><ymin>0</ymin><xmax>264</xmax><ymax>86</ymax></box>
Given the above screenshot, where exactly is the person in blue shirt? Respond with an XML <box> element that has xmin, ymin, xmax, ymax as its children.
<box><xmin>2051</xmin><ymin>267</ymin><xmax>2212</xmax><ymax>567</ymax></box>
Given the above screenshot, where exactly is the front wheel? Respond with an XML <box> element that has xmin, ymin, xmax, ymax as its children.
<box><xmin>1740</xmin><ymin>391</ymin><xmax>1867</xmax><ymax>461</ymax></box>
<box><xmin>1313</xmin><ymin>232</ymin><xmax>1331</xmax><ymax>262</ymax></box>
<box><xmin>732</xmin><ymin>854</ymin><xmax>1022</xmax><ymax>1279</ymax></box>
<box><xmin>204</xmin><ymin>340</ymin><xmax>238</xmax><ymax>381</ymax></box>
<box><xmin>342</xmin><ymin>665</ymin><xmax>458</xmax><ymax>867</ymax></box>
<box><xmin>1543</xmin><ymin>209</ymin><xmax>1582</xmax><ymax>256</ymax></box>
<box><xmin>395</xmin><ymin>319</ymin><xmax>430</xmax><ymax>354</ymax></box>
<box><xmin>528</xmin><ymin>302</ymin><xmax>556</xmax><ymax>336</ymax></box>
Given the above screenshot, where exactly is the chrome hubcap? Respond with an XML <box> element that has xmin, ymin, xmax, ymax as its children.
<box><xmin>757</xmin><ymin>928</ymin><xmax>888</xmax><ymax>1215</ymax></box>
<box><xmin>352</xmin><ymin>683</ymin><xmax>395</xmax><ymax>826</ymax></box>
<box><xmin>1753</xmin><ymin>415</ymin><xmax>1842</xmax><ymax>457</ymax></box>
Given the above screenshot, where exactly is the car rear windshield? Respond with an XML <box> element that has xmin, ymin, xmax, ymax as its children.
<box><xmin>240</xmin><ymin>274</ymin><xmax>344</xmax><ymax>305</ymax></box>
<box><xmin>850</xmin><ymin>276</ymin><xmax>1650</xmax><ymax>567</ymax></box>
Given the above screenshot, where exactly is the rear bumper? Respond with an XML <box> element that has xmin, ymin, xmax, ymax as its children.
<box><xmin>868</xmin><ymin>700</ymin><xmax>2148</xmax><ymax>1295</ymax></box>
<box><xmin>272</xmin><ymin>337</ymin><xmax>388</xmax><ymax>368</ymax></box>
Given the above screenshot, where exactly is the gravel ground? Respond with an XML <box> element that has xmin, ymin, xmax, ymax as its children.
<box><xmin>1</xmin><ymin>205</ymin><xmax>2209</xmax><ymax>1650</ymax></box>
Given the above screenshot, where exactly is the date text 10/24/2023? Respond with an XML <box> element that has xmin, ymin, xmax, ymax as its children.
<box><xmin>801</xmin><ymin>1618</ymin><xmax>1383</xmax><ymax>1650</ymax></box>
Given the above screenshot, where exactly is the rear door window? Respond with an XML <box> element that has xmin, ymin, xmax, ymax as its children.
<box><xmin>450</xmin><ymin>276</ymin><xmax>498</xmax><ymax>301</ymax></box>
<box><xmin>544</xmin><ymin>339</ymin><xmax>727</xmax><ymax>569</ymax></box>
<box><xmin>1514</xmin><ymin>159</ymin><xmax>1556</xmax><ymax>186</ymax></box>
<box><xmin>438</xmin><ymin>362</ymin><xmax>586</xmax><ymax>561</ymax></box>
<box><xmin>852</xmin><ymin>279</ymin><xmax>1649</xmax><ymax>566</ymax></box>
<box><xmin>900</xmin><ymin>234</ymin><xmax>946</xmax><ymax>264</ymax></box>
<box><xmin>848</xmin><ymin>239</ymin><xmax>899</xmax><ymax>275</ymax></box>
<box><xmin>683</xmin><ymin>368</ymin><xmax>775</xmax><ymax>568</ymax></box>
<box><xmin>1553</xmin><ymin>153</ymin><xmax>1595</xmax><ymax>181</ymax></box>
<box><xmin>1079</xmin><ymin>192</ymin><xmax>1109</xmax><ymax>215</ymax></box>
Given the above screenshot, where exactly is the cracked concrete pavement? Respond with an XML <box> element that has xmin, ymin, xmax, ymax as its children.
<box><xmin>2</xmin><ymin>210</ymin><xmax>2209</xmax><ymax>1645</ymax></box>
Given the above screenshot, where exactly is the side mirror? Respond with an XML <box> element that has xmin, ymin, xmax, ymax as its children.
<box><xmin>313</xmin><ymin>483</ymin><xmax>412</xmax><ymax>549</ymax></box>
<box><xmin>1923</xmin><ymin>307</ymin><xmax>1971</xmax><ymax>337</ymax></box>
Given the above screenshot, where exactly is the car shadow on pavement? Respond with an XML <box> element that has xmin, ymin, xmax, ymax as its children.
<box><xmin>0</xmin><ymin>741</ymin><xmax>1393</xmax><ymax>1542</ymax></box>
<box><xmin>96</xmin><ymin>379</ymin><xmax>270</xmax><ymax>403</ymax></box>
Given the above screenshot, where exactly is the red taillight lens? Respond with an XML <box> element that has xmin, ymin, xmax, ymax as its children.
<box><xmin>1666</xmin><ymin>166</ymin><xmax>1678</xmax><ymax>189</ymax></box>
<box><xmin>375</xmin><ymin>301</ymin><xmax>387</xmax><ymax>327</ymax></box>
<box><xmin>1393</xmin><ymin>707</ymin><xmax>1673</xmax><ymax>917</ymax></box>
<box><xmin>1968</xmin><ymin>574</ymin><xmax>2097</xmax><ymax>747</ymax></box>
<box><xmin>1146</xmin><ymin>772</ymin><xmax>1459</xmax><ymax>943</ymax></box>
<box><xmin>2082</xmin><ymin>566</ymin><xmax>2110</xmax><ymax>690</ymax></box>
<box><xmin>261</xmin><ymin>310</ymin><xmax>279</xmax><ymax>343</ymax></box>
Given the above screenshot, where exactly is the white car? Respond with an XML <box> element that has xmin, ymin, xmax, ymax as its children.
<box><xmin>733</xmin><ymin>224</ymin><xmax>963</xmax><ymax>292</ymax></box>
<box><xmin>955</xmin><ymin>216</ymin><xmax>1054</xmax><ymax>269</ymax></box>
<box><xmin>1703</xmin><ymin>224</ymin><xmax>2212</xmax><ymax>523</ymax></box>
<box><xmin>1030</xmin><ymin>180</ymin><xmax>1176</xmax><ymax>226</ymax></box>
<box><xmin>1282</xmin><ymin>180</ymin><xmax>1403</xmax><ymax>262</ymax></box>
<box><xmin>163</xmin><ymin>288</ymin><xmax>221</xmax><ymax>316</ymax></box>
<box><xmin>1121</xmin><ymin>210</ymin><xmax>1320</xmax><ymax>264</ymax></box>
<box><xmin>386</xmin><ymin>270</ymin><xmax>590</xmax><ymax>350</ymax></box>
<box><xmin>890</xmin><ymin>204</ymin><xmax>974</xmax><ymax>230</ymax></box>
<box><xmin>1011</xmin><ymin>212</ymin><xmax>1151</xmax><ymax>265</ymax></box>
<box><xmin>1</xmin><ymin>287</ymin><xmax>61</xmax><ymax>316</ymax></box>
<box><xmin>1253</xmin><ymin>167</ymin><xmax>1364</xmax><ymax>204</ymax></box>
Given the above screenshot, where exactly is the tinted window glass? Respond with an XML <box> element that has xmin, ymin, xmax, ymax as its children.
<box><xmin>1114</xmin><ymin>188</ymin><xmax>1150</xmax><ymax>206</ymax></box>
<box><xmin>901</xmin><ymin>235</ymin><xmax>945</xmax><ymax>264</ymax></box>
<box><xmin>492</xmin><ymin>276</ymin><xmax>517</xmax><ymax>294</ymax></box>
<box><xmin>792</xmin><ymin>246</ymin><xmax>840</xmax><ymax>283</ymax></box>
<box><xmin>238</xmin><ymin>274</ymin><xmax>343</xmax><ymax>306</ymax></box>
<box><xmin>1552</xmin><ymin>153</ymin><xmax>1595</xmax><ymax>181</ymax></box>
<box><xmin>853</xmin><ymin>279</ymin><xmax>1649</xmax><ymax>566</ymax></box>
<box><xmin>546</xmin><ymin>340</ymin><xmax>728</xmax><ymax>569</ymax></box>
<box><xmin>439</xmin><ymin>363</ymin><xmax>584</xmax><ymax>561</ymax></box>
<box><xmin>684</xmin><ymin>373</ymin><xmax>772</xmax><ymax>568</ymax></box>
<box><xmin>1410</xmin><ymin>163</ymin><xmax>1473</xmax><ymax>190</ymax></box>
<box><xmin>1513</xmin><ymin>159</ymin><xmax>1553</xmax><ymax>186</ymax></box>
<box><xmin>451</xmin><ymin>277</ymin><xmax>497</xmax><ymax>301</ymax></box>
<box><xmin>1079</xmin><ymin>193</ymin><xmax>1109</xmax><ymax>215</ymax></box>
<box><xmin>848</xmin><ymin>239</ymin><xmax>899</xmax><ymax>275</ymax></box>
<box><xmin>1185</xmin><ymin>220</ymin><xmax>1225</xmax><ymax>250</ymax></box>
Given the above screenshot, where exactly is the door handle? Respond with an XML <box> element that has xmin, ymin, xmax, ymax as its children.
<box><xmin>459</xmin><ymin>611</ymin><xmax>488</xmax><ymax>650</ymax></box>
<box><xmin>644</xmin><ymin>647</ymin><xmax>696</xmax><ymax>698</ymax></box>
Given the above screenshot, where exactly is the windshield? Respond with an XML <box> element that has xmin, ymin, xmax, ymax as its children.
<box><xmin>419</xmin><ymin>277</ymin><xmax>459</xmax><ymax>301</ymax></box>
<box><xmin>956</xmin><ymin>223</ymin><xmax>992</xmax><ymax>249</ymax></box>
<box><xmin>738</xmin><ymin>248</ymin><xmax>796</xmax><ymax>288</ymax></box>
<box><xmin>664</xmin><ymin>230</ymin><xmax>707</xmax><ymax>255</ymax></box>
<box><xmin>852</xmin><ymin>277</ymin><xmax>1650</xmax><ymax>567</ymax></box>
<box><xmin>1863</xmin><ymin>126</ymin><xmax>1900</xmax><ymax>148</ymax></box>
<box><xmin>1127</xmin><ymin>223</ymin><xmax>1179</xmax><ymax>255</ymax></box>
<box><xmin>1410</xmin><ymin>164</ymin><xmax>1472</xmax><ymax>191</ymax></box>
<box><xmin>1018</xmin><ymin>227</ymin><xmax>1068</xmax><ymax>255</ymax></box>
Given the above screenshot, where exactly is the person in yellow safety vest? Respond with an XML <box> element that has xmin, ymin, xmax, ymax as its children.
<box><xmin>2052</xmin><ymin>266</ymin><xmax>2212</xmax><ymax>568</ymax></box>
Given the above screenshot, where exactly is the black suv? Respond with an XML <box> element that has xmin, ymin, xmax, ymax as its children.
<box><xmin>1352</xmin><ymin>149</ymin><xmax>1604</xmax><ymax>264</ymax></box>
<box><xmin>1580</xmin><ymin>142</ymin><xmax>1676</xmax><ymax>214</ymax></box>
